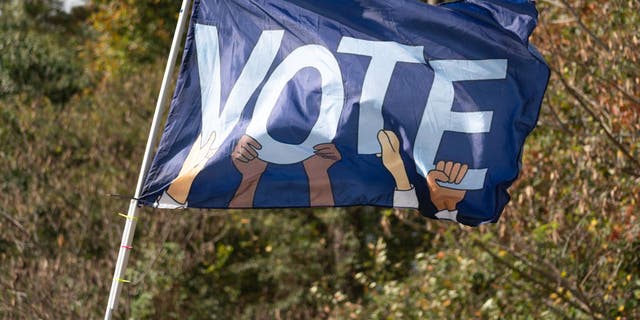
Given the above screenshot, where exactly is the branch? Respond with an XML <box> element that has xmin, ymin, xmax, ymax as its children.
<box><xmin>558</xmin><ymin>0</ymin><xmax>609</xmax><ymax>51</ymax></box>
<box><xmin>472</xmin><ymin>240</ymin><xmax>601</xmax><ymax>318</ymax></box>
<box><xmin>594</xmin><ymin>77</ymin><xmax>640</xmax><ymax>106</ymax></box>
<box><xmin>0</xmin><ymin>210</ymin><xmax>30</xmax><ymax>236</ymax></box>
<box><xmin>538</xmin><ymin>13</ymin><xmax>640</xmax><ymax>175</ymax></box>
<box><xmin>553</xmin><ymin>69</ymin><xmax>640</xmax><ymax>172</ymax></box>
<box><xmin>544</xmin><ymin>99</ymin><xmax>571</xmax><ymax>133</ymax></box>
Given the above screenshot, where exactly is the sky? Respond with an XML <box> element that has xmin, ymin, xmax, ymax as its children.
<box><xmin>61</xmin><ymin>0</ymin><xmax>87</xmax><ymax>13</ymax></box>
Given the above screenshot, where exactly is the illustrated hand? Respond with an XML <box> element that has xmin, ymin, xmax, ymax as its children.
<box><xmin>228</xmin><ymin>135</ymin><xmax>268</xmax><ymax>208</ymax></box>
<box><xmin>303</xmin><ymin>143</ymin><xmax>342</xmax><ymax>207</ymax></box>
<box><xmin>303</xmin><ymin>143</ymin><xmax>342</xmax><ymax>173</ymax></box>
<box><xmin>426</xmin><ymin>161</ymin><xmax>469</xmax><ymax>211</ymax></box>
<box><xmin>377</xmin><ymin>130</ymin><xmax>411</xmax><ymax>191</ymax></box>
<box><xmin>166</xmin><ymin>132</ymin><xmax>219</xmax><ymax>204</ymax></box>
<box><xmin>231</xmin><ymin>135</ymin><xmax>267</xmax><ymax>177</ymax></box>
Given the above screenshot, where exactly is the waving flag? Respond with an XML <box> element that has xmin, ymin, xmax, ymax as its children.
<box><xmin>138</xmin><ymin>0</ymin><xmax>549</xmax><ymax>226</ymax></box>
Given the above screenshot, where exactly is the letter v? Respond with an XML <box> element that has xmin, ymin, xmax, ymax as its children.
<box><xmin>195</xmin><ymin>24</ymin><xmax>284</xmax><ymax>149</ymax></box>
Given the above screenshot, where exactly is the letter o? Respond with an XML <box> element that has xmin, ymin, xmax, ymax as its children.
<box><xmin>246</xmin><ymin>44</ymin><xmax>345</xmax><ymax>164</ymax></box>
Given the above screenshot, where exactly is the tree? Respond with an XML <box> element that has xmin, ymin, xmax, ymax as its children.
<box><xmin>87</xmin><ymin>0</ymin><xmax>179</xmax><ymax>75</ymax></box>
<box><xmin>0</xmin><ymin>1</ymin><xmax>86</xmax><ymax>103</ymax></box>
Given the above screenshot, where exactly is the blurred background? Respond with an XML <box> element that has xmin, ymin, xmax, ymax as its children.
<box><xmin>0</xmin><ymin>0</ymin><xmax>638</xmax><ymax>318</ymax></box>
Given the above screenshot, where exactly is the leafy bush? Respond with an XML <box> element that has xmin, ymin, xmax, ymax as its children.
<box><xmin>0</xmin><ymin>1</ymin><xmax>86</xmax><ymax>103</ymax></box>
<box><xmin>0</xmin><ymin>0</ymin><xmax>638</xmax><ymax>319</ymax></box>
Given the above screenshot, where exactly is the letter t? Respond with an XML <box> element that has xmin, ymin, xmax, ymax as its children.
<box><xmin>337</xmin><ymin>37</ymin><xmax>426</xmax><ymax>154</ymax></box>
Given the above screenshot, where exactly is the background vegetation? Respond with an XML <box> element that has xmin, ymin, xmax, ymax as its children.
<box><xmin>0</xmin><ymin>0</ymin><xmax>638</xmax><ymax>318</ymax></box>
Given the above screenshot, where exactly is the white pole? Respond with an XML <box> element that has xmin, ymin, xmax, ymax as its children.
<box><xmin>104</xmin><ymin>0</ymin><xmax>192</xmax><ymax>318</ymax></box>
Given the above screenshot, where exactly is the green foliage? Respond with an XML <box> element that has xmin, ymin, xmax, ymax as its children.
<box><xmin>88</xmin><ymin>0</ymin><xmax>179</xmax><ymax>75</ymax></box>
<box><xmin>0</xmin><ymin>1</ymin><xmax>87</xmax><ymax>103</ymax></box>
<box><xmin>0</xmin><ymin>0</ymin><xmax>638</xmax><ymax>319</ymax></box>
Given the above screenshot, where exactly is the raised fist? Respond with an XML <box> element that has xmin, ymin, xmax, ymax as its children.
<box><xmin>427</xmin><ymin>161</ymin><xmax>469</xmax><ymax>211</ymax></box>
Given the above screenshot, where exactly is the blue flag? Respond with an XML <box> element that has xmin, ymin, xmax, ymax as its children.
<box><xmin>139</xmin><ymin>0</ymin><xmax>549</xmax><ymax>226</ymax></box>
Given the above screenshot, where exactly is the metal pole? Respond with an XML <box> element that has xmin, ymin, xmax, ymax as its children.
<box><xmin>104</xmin><ymin>0</ymin><xmax>192</xmax><ymax>318</ymax></box>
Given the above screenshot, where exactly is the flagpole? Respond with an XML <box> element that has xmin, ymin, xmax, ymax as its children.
<box><xmin>104</xmin><ymin>0</ymin><xmax>192</xmax><ymax>318</ymax></box>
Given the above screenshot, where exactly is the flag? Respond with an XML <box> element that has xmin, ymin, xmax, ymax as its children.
<box><xmin>139</xmin><ymin>0</ymin><xmax>549</xmax><ymax>226</ymax></box>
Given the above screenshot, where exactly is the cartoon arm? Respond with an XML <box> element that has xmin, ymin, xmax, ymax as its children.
<box><xmin>229</xmin><ymin>135</ymin><xmax>268</xmax><ymax>208</ymax></box>
<box><xmin>156</xmin><ymin>132</ymin><xmax>219</xmax><ymax>208</ymax></box>
<box><xmin>426</xmin><ymin>161</ymin><xmax>469</xmax><ymax>222</ymax></box>
<box><xmin>377</xmin><ymin>130</ymin><xmax>419</xmax><ymax>209</ymax></box>
<box><xmin>303</xmin><ymin>143</ymin><xmax>342</xmax><ymax>206</ymax></box>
